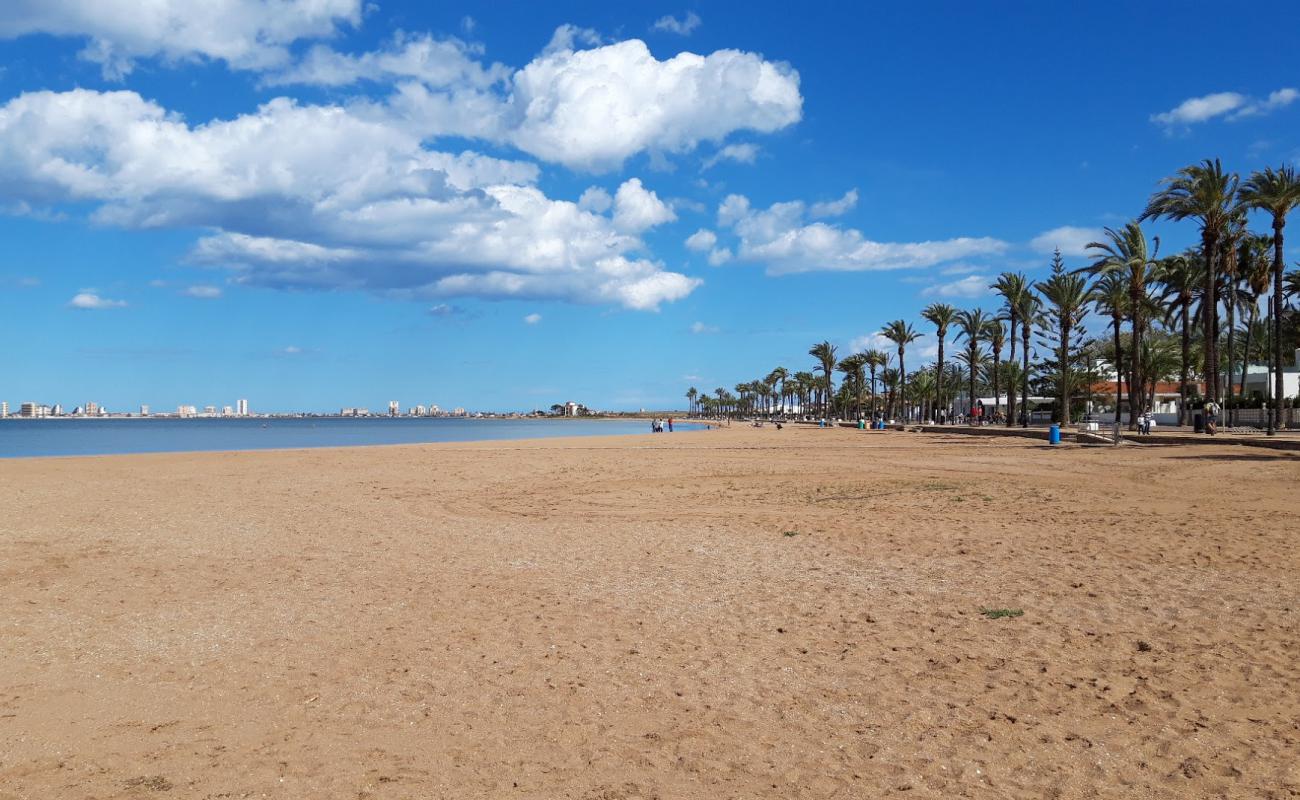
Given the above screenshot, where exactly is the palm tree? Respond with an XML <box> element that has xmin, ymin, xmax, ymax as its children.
<box><xmin>837</xmin><ymin>354</ymin><xmax>868</xmax><ymax>418</ymax></box>
<box><xmin>1036</xmin><ymin>251</ymin><xmax>1090</xmax><ymax>424</ymax></box>
<box><xmin>766</xmin><ymin>367</ymin><xmax>789</xmax><ymax>415</ymax></box>
<box><xmin>809</xmin><ymin>341</ymin><xmax>838</xmax><ymax>419</ymax></box>
<box><xmin>955</xmin><ymin>308</ymin><xmax>990</xmax><ymax>421</ymax></box>
<box><xmin>1240</xmin><ymin>165</ymin><xmax>1300</xmax><ymax>429</ymax></box>
<box><xmin>686</xmin><ymin>387</ymin><xmax>698</xmax><ymax>416</ymax></box>
<box><xmin>986</xmin><ymin>318</ymin><xmax>1006</xmax><ymax>421</ymax></box>
<box><xmin>1085</xmin><ymin>222</ymin><xmax>1162</xmax><ymax>429</ymax></box>
<box><xmin>921</xmin><ymin>303</ymin><xmax>957</xmax><ymax>422</ymax></box>
<box><xmin>880</xmin><ymin>320</ymin><xmax>922</xmax><ymax>422</ymax></box>
<box><xmin>1015</xmin><ymin>289</ymin><xmax>1041</xmax><ymax>427</ymax></box>
<box><xmin>863</xmin><ymin>350</ymin><xmax>888</xmax><ymax>419</ymax></box>
<box><xmin>1236</xmin><ymin>236</ymin><xmax>1272</xmax><ymax>400</ymax></box>
<box><xmin>991</xmin><ymin>272</ymin><xmax>1030</xmax><ymax>415</ymax></box>
<box><xmin>1092</xmin><ymin>272</ymin><xmax>1129</xmax><ymax>425</ymax></box>
<box><xmin>1158</xmin><ymin>252</ymin><xmax>1203</xmax><ymax>426</ymax></box>
<box><xmin>1141</xmin><ymin>159</ymin><xmax>1239</xmax><ymax>404</ymax></box>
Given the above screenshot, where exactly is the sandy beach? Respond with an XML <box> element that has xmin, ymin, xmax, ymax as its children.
<box><xmin>2</xmin><ymin>426</ymin><xmax>1298</xmax><ymax>799</ymax></box>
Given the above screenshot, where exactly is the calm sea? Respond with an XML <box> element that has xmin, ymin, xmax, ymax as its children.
<box><xmin>0</xmin><ymin>417</ymin><xmax>694</xmax><ymax>458</ymax></box>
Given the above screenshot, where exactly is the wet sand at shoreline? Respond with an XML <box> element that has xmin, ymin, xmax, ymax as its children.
<box><xmin>2</xmin><ymin>427</ymin><xmax>1297</xmax><ymax>798</ymax></box>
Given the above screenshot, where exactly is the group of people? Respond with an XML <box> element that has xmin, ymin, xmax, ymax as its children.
<box><xmin>650</xmin><ymin>417</ymin><xmax>674</xmax><ymax>433</ymax></box>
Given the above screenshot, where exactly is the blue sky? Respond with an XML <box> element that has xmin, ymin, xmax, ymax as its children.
<box><xmin>1</xmin><ymin>1</ymin><xmax>1297</xmax><ymax>412</ymax></box>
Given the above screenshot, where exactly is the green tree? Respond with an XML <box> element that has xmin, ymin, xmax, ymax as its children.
<box><xmin>1240</xmin><ymin>165</ymin><xmax>1300</xmax><ymax>428</ymax></box>
<box><xmin>955</xmin><ymin>308</ymin><xmax>991</xmax><ymax>421</ymax></box>
<box><xmin>1141</xmin><ymin>158</ymin><xmax>1239</xmax><ymax>403</ymax></box>
<box><xmin>808</xmin><ymin>341</ymin><xmax>838</xmax><ymax>418</ymax></box>
<box><xmin>1036</xmin><ymin>249</ymin><xmax>1090</xmax><ymax>424</ymax></box>
<box><xmin>880</xmin><ymin>320</ymin><xmax>922</xmax><ymax>422</ymax></box>
<box><xmin>1091</xmin><ymin>272</ymin><xmax>1129</xmax><ymax>424</ymax></box>
<box><xmin>921</xmin><ymin>303</ymin><xmax>957</xmax><ymax>422</ymax></box>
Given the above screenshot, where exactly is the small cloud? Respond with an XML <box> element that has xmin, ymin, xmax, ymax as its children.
<box><xmin>921</xmin><ymin>274</ymin><xmax>991</xmax><ymax>299</ymax></box>
<box><xmin>429</xmin><ymin>303</ymin><xmax>463</xmax><ymax>317</ymax></box>
<box><xmin>461</xmin><ymin>15</ymin><xmax>476</xmax><ymax>33</ymax></box>
<box><xmin>1029</xmin><ymin>225</ymin><xmax>1104</xmax><ymax>257</ymax></box>
<box><xmin>578</xmin><ymin>186</ymin><xmax>612</xmax><ymax>213</ymax></box>
<box><xmin>651</xmin><ymin>11</ymin><xmax>701</xmax><ymax>35</ymax></box>
<box><xmin>182</xmin><ymin>285</ymin><xmax>222</xmax><ymax>299</ymax></box>
<box><xmin>702</xmin><ymin>143</ymin><xmax>759</xmax><ymax>170</ymax></box>
<box><xmin>524</xmin><ymin>313</ymin><xmax>542</xmax><ymax>325</ymax></box>
<box><xmin>685</xmin><ymin>228</ymin><xmax>717</xmax><ymax>252</ymax></box>
<box><xmin>707</xmin><ymin>247</ymin><xmax>733</xmax><ymax>266</ymax></box>
<box><xmin>69</xmin><ymin>291</ymin><xmax>126</xmax><ymax>310</ymax></box>
<box><xmin>690</xmin><ymin>321</ymin><xmax>719</xmax><ymax>334</ymax></box>
<box><xmin>1151</xmin><ymin>87</ymin><xmax>1298</xmax><ymax>129</ymax></box>
<box><xmin>809</xmin><ymin>189</ymin><xmax>859</xmax><ymax>219</ymax></box>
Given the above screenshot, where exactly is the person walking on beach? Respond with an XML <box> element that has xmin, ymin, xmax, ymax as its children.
<box><xmin>667</xmin><ymin>417</ymin><xmax>673</xmax><ymax>433</ymax></box>
<box><xmin>1203</xmin><ymin>401</ymin><xmax>1218</xmax><ymax>435</ymax></box>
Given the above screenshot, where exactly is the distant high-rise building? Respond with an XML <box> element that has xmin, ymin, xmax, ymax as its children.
<box><xmin>52</xmin><ymin>404</ymin><xmax>64</xmax><ymax>416</ymax></box>
<box><xmin>428</xmin><ymin>404</ymin><xmax>441</xmax><ymax>416</ymax></box>
<box><xmin>203</xmin><ymin>405</ymin><xmax>217</xmax><ymax>416</ymax></box>
<box><xmin>140</xmin><ymin>404</ymin><xmax>150</xmax><ymax>417</ymax></box>
<box><xmin>0</xmin><ymin>401</ymin><xmax>8</xmax><ymax>418</ymax></box>
<box><xmin>178</xmin><ymin>405</ymin><xmax>197</xmax><ymax>417</ymax></box>
<box><xmin>222</xmin><ymin>405</ymin><xmax>234</xmax><ymax>416</ymax></box>
<box><xmin>388</xmin><ymin>400</ymin><xmax>399</xmax><ymax>417</ymax></box>
<box><xmin>85</xmin><ymin>401</ymin><xmax>99</xmax><ymax>416</ymax></box>
<box><xmin>20</xmin><ymin>402</ymin><xmax>48</xmax><ymax>418</ymax></box>
<box><xmin>237</xmin><ymin>398</ymin><xmax>249</xmax><ymax>416</ymax></box>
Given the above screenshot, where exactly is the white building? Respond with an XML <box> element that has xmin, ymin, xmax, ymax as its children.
<box><xmin>388</xmin><ymin>400</ymin><xmax>399</xmax><ymax>417</ymax></box>
<box><xmin>140</xmin><ymin>404</ymin><xmax>150</xmax><ymax>417</ymax></box>
<box><xmin>20</xmin><ymin>402</ymin><xmax>49</xmax><ymax>418</ymax></box>
<box><xmin>52</xmin><ymin>404</ymin><xmax>64</xmax><ymax>416</ymax></box>
<box><xmin>0</xmin><ymin>401</ymin><xmax>8</xmax><ymax>418</ymax></box>
<box><xmin>237</xmin><ymin>398</ymin><xmax>249</xmax><ymax>416</ymax></box>
<box><xmin>222</xmin><ymin>405</ymin><xmax>234</xmax><ymax>416</ymax></box>
<box><xmin>565</xmin><ymin>401</ymin><xmax>580</xmax><ymax>417</ymax></box>
<box><xmin>1232</xmin><ymin>350</ymin><xmax>1300</xmax><ymax>402</ymax></box>
<box><xmin>178</xmin><ymin>405</ymin><xmax>198</xmax><ymax>417</ymax></box>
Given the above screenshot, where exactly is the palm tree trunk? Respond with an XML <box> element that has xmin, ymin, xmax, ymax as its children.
<box><xmin>967</xmin><ymin>345</ymin><xmax>976</xmax><ymax>423</ymax></box>
<box><xmin>1178</xmin><ymin>300</ymin><xmax>1189</xmax><ymax>427</ymax></box>
<box><xmin>1129</xmin><ymin>295</ymin><xmax>1142</xmax><ymax>432</ymax></box>
<box><xmin>1225</xmin><ymin>290</ymin><xmax>1237</xmax><ymax>426</ymax></box>
<box><xmin>1113</xmin><ymin>315</ymin><xmax>1123</xmax><ymax>427</ymax></box>
<box><xmin>899</xmin><ymin>350</ymin><xmax>907</xmax><ymax>422</ymax></box>
<box><xmin>1273</xmin><ymin>218</ymin><xmax>1286</xmax><ymax>430</ymax></box>
<box><xmin>936</xmin><ymin>337</ymin><xmax>946</xmax><ymax>422</ymax></box>
<box><xmin>1203</xmin><ymin>230</ymin><xmax>1219</xmax><ymax>403</ymax></box>
<box><xmin>1060</xmin><ymin>321</ymin><xmax>1071</xmax><ymax>425</ymax></box>
<box><xmin>1021</xmin><ymin>323</ymin><xmax>1031</xmax><ymax>427</ymax></box>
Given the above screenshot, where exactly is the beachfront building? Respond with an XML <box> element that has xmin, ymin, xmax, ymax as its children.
<box><xmin>178</xmin><ymin>405</ymin><xmax>198</xmax><ymax>417</ymax></box>
<box><xmin>388</xmin><ymin>400</ymin><xmax>399</xmax><ymax>417</ymax></box>
<box><xmin>222</xmin><ymin>405</ymin><xmax>234</xmax><ymax>416</ymax></box>
<box><xmin>237</xmin><ymin>398</ymin><xmax>249</xmax><ymax>416</ymax></box>
<box><xmin>0</xmin><ymin>401</ymin><xmax>7</xmax><ymax>418</ymax></box>
<box><xmin>1230</xmin><ymin>349</ymin><xmax>1300</xmax><ymax>402</ymax></box>
<box><xmin>565</xmin><ymin>401</ymin><xmax>580</xmax><ymax>417</ymax></box>
<box><xmin>85</xmin><ymin>401</ymin><xmax>99</xmax><ymax>416</ymax></box>
<box><xmin>19</xmin><ymin>402</ymin><xmax>50</xmax><ymax>418</ymax></box>
<box><xmin>140</xmin><ymin>404</ymin><xmax>150</xmax><ymax>417</ymax></box>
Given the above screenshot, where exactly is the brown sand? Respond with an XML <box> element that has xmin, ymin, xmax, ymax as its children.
<box><xmin>2</xmin><ymin>427</ymin><xmax>1298</xmax><ymax>799</ymax></box>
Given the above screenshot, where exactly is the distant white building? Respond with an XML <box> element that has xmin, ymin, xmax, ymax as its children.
<box><xmin>140</xmin><ymin>404</ymin><xmax>150</xmax><ymax>417</ymax></box>
<box><xmin>52</xmin><ymin>404</ymin><xmax>64</xmax><ymax>416</ymax></box>
<box><xmin>388</xmin><ymin>400</ymin><xmax>399</xmax><ymax>417</ymax></box>
<box><xmin>20</xmin><ymin>402</ymin><xmax>49</xmax><ymax>418</ymax></box>
<box><xmin>178</xmin><ymin>405</ymin><xmax>198</xmax><ymax>417</ymax></box>
<box><xmin>237</xmin><ymin>398</ymin><xmax>249</xmax><ymax>416</ymax></box>
<box><xmin>222</xmin><ymin>405</ymin><xmax>234</xmax><ymax>416</ymax></box>
<box><xmin>0</xmin><ymin>401</ymin><xmax>8</xmax><ymax>418</ymax></box>
<box><xmin>565</xmin><ymin>401</ymin><xmax>580</xmax><ymax>417</ymax></box>
<box><xmin>1231</xmin><ymin>349</ymin><xmax>1300</xmax><ymax>401</ymax></box>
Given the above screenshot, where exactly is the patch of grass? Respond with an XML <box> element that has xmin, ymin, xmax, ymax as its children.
<box><xmin>1136</xmin><ymin>640</ymin><xmax>1152</xmax><ymax>652</ymax></box>
<box><xmin>980</xmin><ymin>607</ymin><xmax>1024</xmax><ymax>620</ymax></box>
<box><xmin>782</xmin><ymin>530</ymin><xmax>800</xmax><ymax>537</ymax></box>
<box><xmin>981</xmin><ymin>495</ymin><xmax>994</xmax><ymax>502</ymax></box>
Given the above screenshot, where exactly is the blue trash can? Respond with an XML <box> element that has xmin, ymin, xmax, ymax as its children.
<box><xmin>1048</xmin><ymin>423</ymin><xmax>1061</xmax><ymax>445</ymax></box>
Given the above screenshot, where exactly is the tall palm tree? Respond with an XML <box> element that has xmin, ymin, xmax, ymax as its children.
<box><xmin>1236</xmin><ymin>236</ymin><xmax>1272</xmax><ymax>399</ymax></box>
<box><xmin>863</xmin><ymin>350</ymin><xmax>888</xmax><ymax>419</ymax></box>
<box><xmin>1036</xmin><ymin>252</ymin><xmax>1090</xmax><ymax>424</ymax></box>
<box><xmin>921</xmin><ymin>303</ymin><xmax>957</xmax><ymax>422</ymax></box>
<box><xmin>1015</xmin><ymin>289</ymin><xmax>1041</xmax><ymax>427</ymax></box>
<box><xmin>992</xmin><ymin>273</ymin><xmax>1029</xmax><ymax>426</ymax></box>
<box><xmin>1141</xmin><ymin>158</ymin><xmax>1239</xmax><ymax>403</ymax></box>
<box><xmin>1085</xmin><ymin>222</ymin><xmax>1162</xmax><ymax>430</ymax></box>
<box><xmin>1091</xmin><ymin>272</ymin><xmax>1128</xmax><ymax>424</ymax></box>
<box><xmin>955</xmin><ymin>308</ymin><xmax>990</xmax><ymax>421</ymax></box>
<box><xmin>686</xmin><ymin>387</ymin><xmax>698</xmax><ymax>416</ymax></box>
<box><xmin>808</xmin><ymin>341</ymin><xmax>838</xmax><ymax>419</ymax></box>
<box><xmin>986</xmin><ymin>318</ymin><xmax>1006</xmax><ymax>420</ymax></box>
<box><xmin>1240</xmin><ymin>165</ymin><xmax>1300</xmax><ymax>429</ymax></box>
<box><xmin>766</xmin><ymin>367</ymin><xmax>789</xmax><ymax>415</ymax></box>
<box><xmin>880</xmin><ymin>320</ymin><xmax>922</xmax><ymax>422</ymax></box>
<box><xmin>1158</xmin><ymin>252</ymin><xmax>1203</xmax><ymax>426</ymax></box>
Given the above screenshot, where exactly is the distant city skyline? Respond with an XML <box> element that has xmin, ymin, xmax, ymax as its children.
<box><xmin>1</xmin><ymin>2</ymin><xmax>1298</xmax><ymax>409</ymax></box>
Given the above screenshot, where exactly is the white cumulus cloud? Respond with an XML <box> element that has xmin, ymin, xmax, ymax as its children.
<box><xmin>182</xmin><ymin>285</ymin><xmax>223</xmax><ymax>298</ymax></box>
<box><xmin>809</xmin><ymin>189</ymin><xmax>858</xmax><ymax>219</ymax></box>
<box><xmin>523</xmin><ymin>312</ymin><xmax>542</xmax><ymax>324</ymax></box>
<box><xmin>651</xmin><ymin>12</ymin><xmax>702</xmax><ymax>36</ymax></box>
<box><xmin>1029</xmin><ymin>225</ymin><xmax>1105</xmax><ymax>257</ymax></box>
<box><xmin>702</xmin><ymin>142</ymin><xmax>759</xmax><ymax>169</ymax></box>
<box><xmin>1</xmin><ymin>0</ymin><xmax>362</xmax><ymax>80</ymax></box>
<box><xmin>0</xmin><ymin>89</ymin><xmax>697</xmax><ymax>311</ymax></box>
<box><xmin>69</xmin><ymin>291</ymin><xmax>126</xmax><ymax>309</ymax></box>
<box><xmin>1151</xmin><ymin>87</ymin><xmax>1299</xmax><ymax>127</ymax></box>
<box><xmin>921</xmin><ymin>274</ymin><xmax>991</xmax><ymax>299</ymax></box>
<box><xmin>612</xmin><ymin>178</ymin><xmax>676</xmax><ymax>232</ymax></box>
<box><xmin>716</xmin><ymin>193</ymin><xmax>1007</xmax><ymax>275</ymax></box>
<box><xmin>684</xmin><ymin>228</ymin><xmax>717</xmax><ymax>251</ymax></box>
